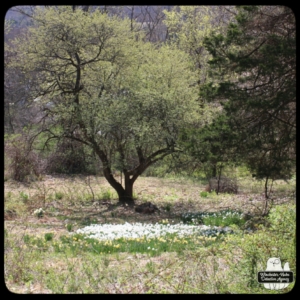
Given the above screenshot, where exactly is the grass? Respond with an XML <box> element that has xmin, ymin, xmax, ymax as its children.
<box><xmin>66</xmin><ymin>223</ymin><xmax>73</xmax><ymax>232</ymax></box>
<box><xmin>55</xmin><ymin>192</ymin><xmax>64</xmax><ymax>200</ymax></box>
<box><xmin>181</xmin><ymin>209</ymin><xmax>246</xmax><ymax>227</ymax></box>
<box><xmin>19</xmin><ymin>231</ymin><xmax>221</xmax><ymax>257</ymax></box>
<box><xmin>200</xmin><ymin>191</ymin><xmax>209</xmax><ymax>198</ymax></box>
<box><xmin>19</xmin><ymin>191</ymin><xmax>29</xmax><ymax>202</ymax></box>
<box><xmin>100</xmin><ymin>189</ymin><xmax>114</xmax><ymax>200</ymax></box>
<box><xmin>4</xmin><ymin>174</ymin><xmax>296</xmax><ymax>294</ymax></box>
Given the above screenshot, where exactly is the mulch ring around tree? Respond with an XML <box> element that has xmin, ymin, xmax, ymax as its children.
<box><xmin>135</xmin><ymin>202</ymin><xmax>160</xmax><ymax>214</ymax></box>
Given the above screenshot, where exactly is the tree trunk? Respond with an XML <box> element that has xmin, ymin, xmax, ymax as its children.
<box><xmin>102</xmin><ymin>168</ymin><xmax>135</xmax><ymax>206</ymax></box>
<box><xmin>95</xmin><ymin>146</ymin><xmax>168</xmax><ymax>207</ymax></box>
<box><xmin>118</xmin><ymin>173</ymin><xmax>135</xmax><ymax>206</ymax></box>
<box><xmin>116</xmin><ymin>185</ymin><xmax>134</xmax><ymax>206</ymax></box>
<box><xmin>212</xmin><ymin>163</ymin><xmax>217</xmax><ymax>178</ymax></box>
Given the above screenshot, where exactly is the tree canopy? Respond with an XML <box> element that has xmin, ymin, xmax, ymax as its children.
<box><xmin>5</xmin><ymin>5</ymin><xmax>296</xmax><ymax>204</ymax></box>
<box><xmin>10</xmin><ymin>6</ymin><xmax>202</xmax><ymax>204</ymax></box>
<box><xmin>198</xmin><ymin>5</ymin><xmax>295</xmax><ymax>181</ymax></box>
<box><xmin>163</xmin><ymin>6</ymin><xmax>236</xmax><ymax>104</ymax></box>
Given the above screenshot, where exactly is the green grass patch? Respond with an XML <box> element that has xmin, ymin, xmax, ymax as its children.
<box><xmin>19</xmin><ymin>191</ymin><xmax>29</xmax><ymax>203</ymax></box>
<box><xmin>55</xmin><ymin>192</ymin><xmax>64</xmax><ymax>200</ymax></box>
<box><xmin>200</xmin><ymin>191</ymin><xmax>208</xmax><ymax>198</ymax></box>
<box><xmin>20</xmin><ymin>231</ymin><xmax>222</xmax><ymax>257</ymax></box>
<box><xmin>99</xmin><ymin>190</ymin><xmax>114</xmax><ymax>200</ymax></box>
<box><xmin>181</xmin><ymin>209</ymin><xmax>246</xmax><ymax>227</ymax></box>
<box><xmin>44</xmin><ymin>233</ymin><xmax>54</xmax><ymax>242</ymax></box>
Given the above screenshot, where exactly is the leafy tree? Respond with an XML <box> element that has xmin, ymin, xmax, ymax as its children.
<box><xmin>163</xmin><ymin>6</ymin><xmax>237</xmax><ymax>179</ymax></box>
<box><xmin>201</xmin><ymin>5</ymin><xmax>296</xmax><ymax>190</ymax></box>
<box><xmin>180</xmin><ymin>113</ymin><xmax>240</xmax><ymax>180</ymax></box>
<box><xmin>163</xmin><ymin>6</ymin><xmax>236</xmax><ymax>101</ymax></box>
<box><xmin>10</xmin><ymin>6</ymin><xmax>201</xmax><ymax>205</ymax></box>
<box><xmin>4</xmin><ymin>18</ymin><xmax>32</xmax><ymax>134</ymax></box>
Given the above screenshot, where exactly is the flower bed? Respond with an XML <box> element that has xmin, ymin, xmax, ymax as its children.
<box><xmin>75</xmin><ymin>222</ymin><xmax>232</xmax><ymax>241</ymax></box>
<box><xmin>181</xmin><ymin>209</ymin><xmax>245</xmax><ymax>227</ymax></box>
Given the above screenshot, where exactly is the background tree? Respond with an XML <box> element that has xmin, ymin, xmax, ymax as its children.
<box><xmin>163</xmin><ymin>6</ymin><xmax>236</xmax><ymax>102</ymax></box>
<box><xmin>125</xmin><ymin>6</ymin><xmax>169</xmax><ymax>42</ymax></box>
<box><xmin>163</xmin><ymin>6</ymin><xmax>237</xmax><ymax>177</ymax></box>
<box><xmin>4</xmin><ymin>17</ymin><xmax>35</xmax><ymax>134</ymax></box>
<box><xmin>180</xmin><ymin>113</ymin><xmax>240</xmax><ymax>179</ymax></box>
<box><xmin>200</xmin><ymin>5</ymin><xmax>295</xmax><ymax>202</ymax></box>
<box><xmin>11</xmin><ymin>6</ymin><xmax>201</xmax><ymax>205</ymax></box>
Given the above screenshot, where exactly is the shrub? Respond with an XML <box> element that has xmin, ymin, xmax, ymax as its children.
<box><xmin>44</xmin><ymin>233</ymin><xmax>54</xmax><ymax>242</ymax></box>
<box><xmin>208</xmin><ymin>176</ymin><xmax>238</xmax><ymax>194</ymax></box>
<box><xmin>5</xmin><ymin>133</ymin><xmax>43</xmax><ymax>181</ymax></box>
<box><xmin>46</xmin><ymin>138</ymin><xmax>98</xmax><ymax>175</ymax></box>
<box><xmin>220</xmin><ymin>204</ymin><xmax>296</xmax><ymax>293</ymax></box>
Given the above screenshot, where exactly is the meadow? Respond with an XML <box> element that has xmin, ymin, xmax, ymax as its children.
<box><xmin>4</xmin><ymin>173</ymin><xmax>296</xmax><ymax>293</ymax></box>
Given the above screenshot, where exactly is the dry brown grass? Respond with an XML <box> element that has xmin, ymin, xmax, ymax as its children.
<box><xmin>5</xmin><ymin>174</ymin><xmax>295</xmax><ymax>232</ymax></box>
<box><xmin>4</xmin><ymin>174</ymin><xmax>296</xmax><ymax>294</ymax></box>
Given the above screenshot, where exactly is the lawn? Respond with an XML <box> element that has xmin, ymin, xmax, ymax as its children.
<box><xmin>4</xmin><ymin>174</ymin><xmax>296</xmax><ymax>293</ymax></box>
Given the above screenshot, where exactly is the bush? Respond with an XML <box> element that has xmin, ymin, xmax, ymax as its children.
<box><xmin>5</xmin><ymin>133</ymin><xmax>44</xmax><ymax>181</ymax></box>
<box><xmin>220</xmin><ymin>204</ymin><xmax>296</xmax><ymax>293</ymax></box>
<box><xmin>46</xmin><ymin>139</ymin><xmax>98</xmax><ymax>175</ymax></box>
<box><xmin>267</xmin><ymin>204</ymin><xmax>296</xmax><ymax>241</ymax></box>
<box><xmin>208</xmin><ymin>176</ymin><xmax>238</xmax><ymax>194</ymax></box>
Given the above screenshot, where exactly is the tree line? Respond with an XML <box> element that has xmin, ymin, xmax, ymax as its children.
<box><xmin>4</xmin><ymin>5</ymin><xmax>295</xmax><ymax>205</ymax></box>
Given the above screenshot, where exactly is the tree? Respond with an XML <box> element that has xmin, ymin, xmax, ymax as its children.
<box><xmin>180</xmin><ymin>113</ymin><xmax>240</xmax><ymax>179</ymax></box>
<box><xmin>4</xmin><ymin>18</ymin><xmax>30</xmax><ymax>134</ymax></box>
<box><xmin>10</xmin><ymin>6</ymin><xmax>200</xmax><ymax>205</ymax></box>
<box><xmin>163</xmin><ymin>6</ymin><xmax>239</xmax><ymax>179</ymax></box>
<box><xmin>124</xmin><ymin>6</ymin><xmax>169</xmax><ymax>42</ymax></box>
<box><xmin>201</xmin><ymin>5</ymin><xmax>296</xmax><ymax>189</ymax></box>
<box><xmin>163</xmin><ymin>6</ymin><xmax>236</xmax><ymax>103</ymax></box>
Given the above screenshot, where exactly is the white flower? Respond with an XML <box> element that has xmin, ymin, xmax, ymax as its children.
<box><xmin>75</xmin><ymin>222</ymin><xmax>223</xmax><ymax>241</ymax></box>
<box><xmin>33</xmin><ymin>208</ymin><xmax>44</xmax><ymax>217</ymax></box>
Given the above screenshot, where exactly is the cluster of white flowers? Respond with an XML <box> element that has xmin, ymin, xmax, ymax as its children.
<box><xmin>182</xmin><ymin>209</ymin><xmax>243</xmax><ymax>223</ymax></box>
<box><xmin>33</xmin><ymin>208</ymin><xmax>44</xmax><ymax>218</ymax></box>
<box><xmin>75</xmin><ymin>222</ymin><xmax>216</xmax><ymax>241</ymax></box>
